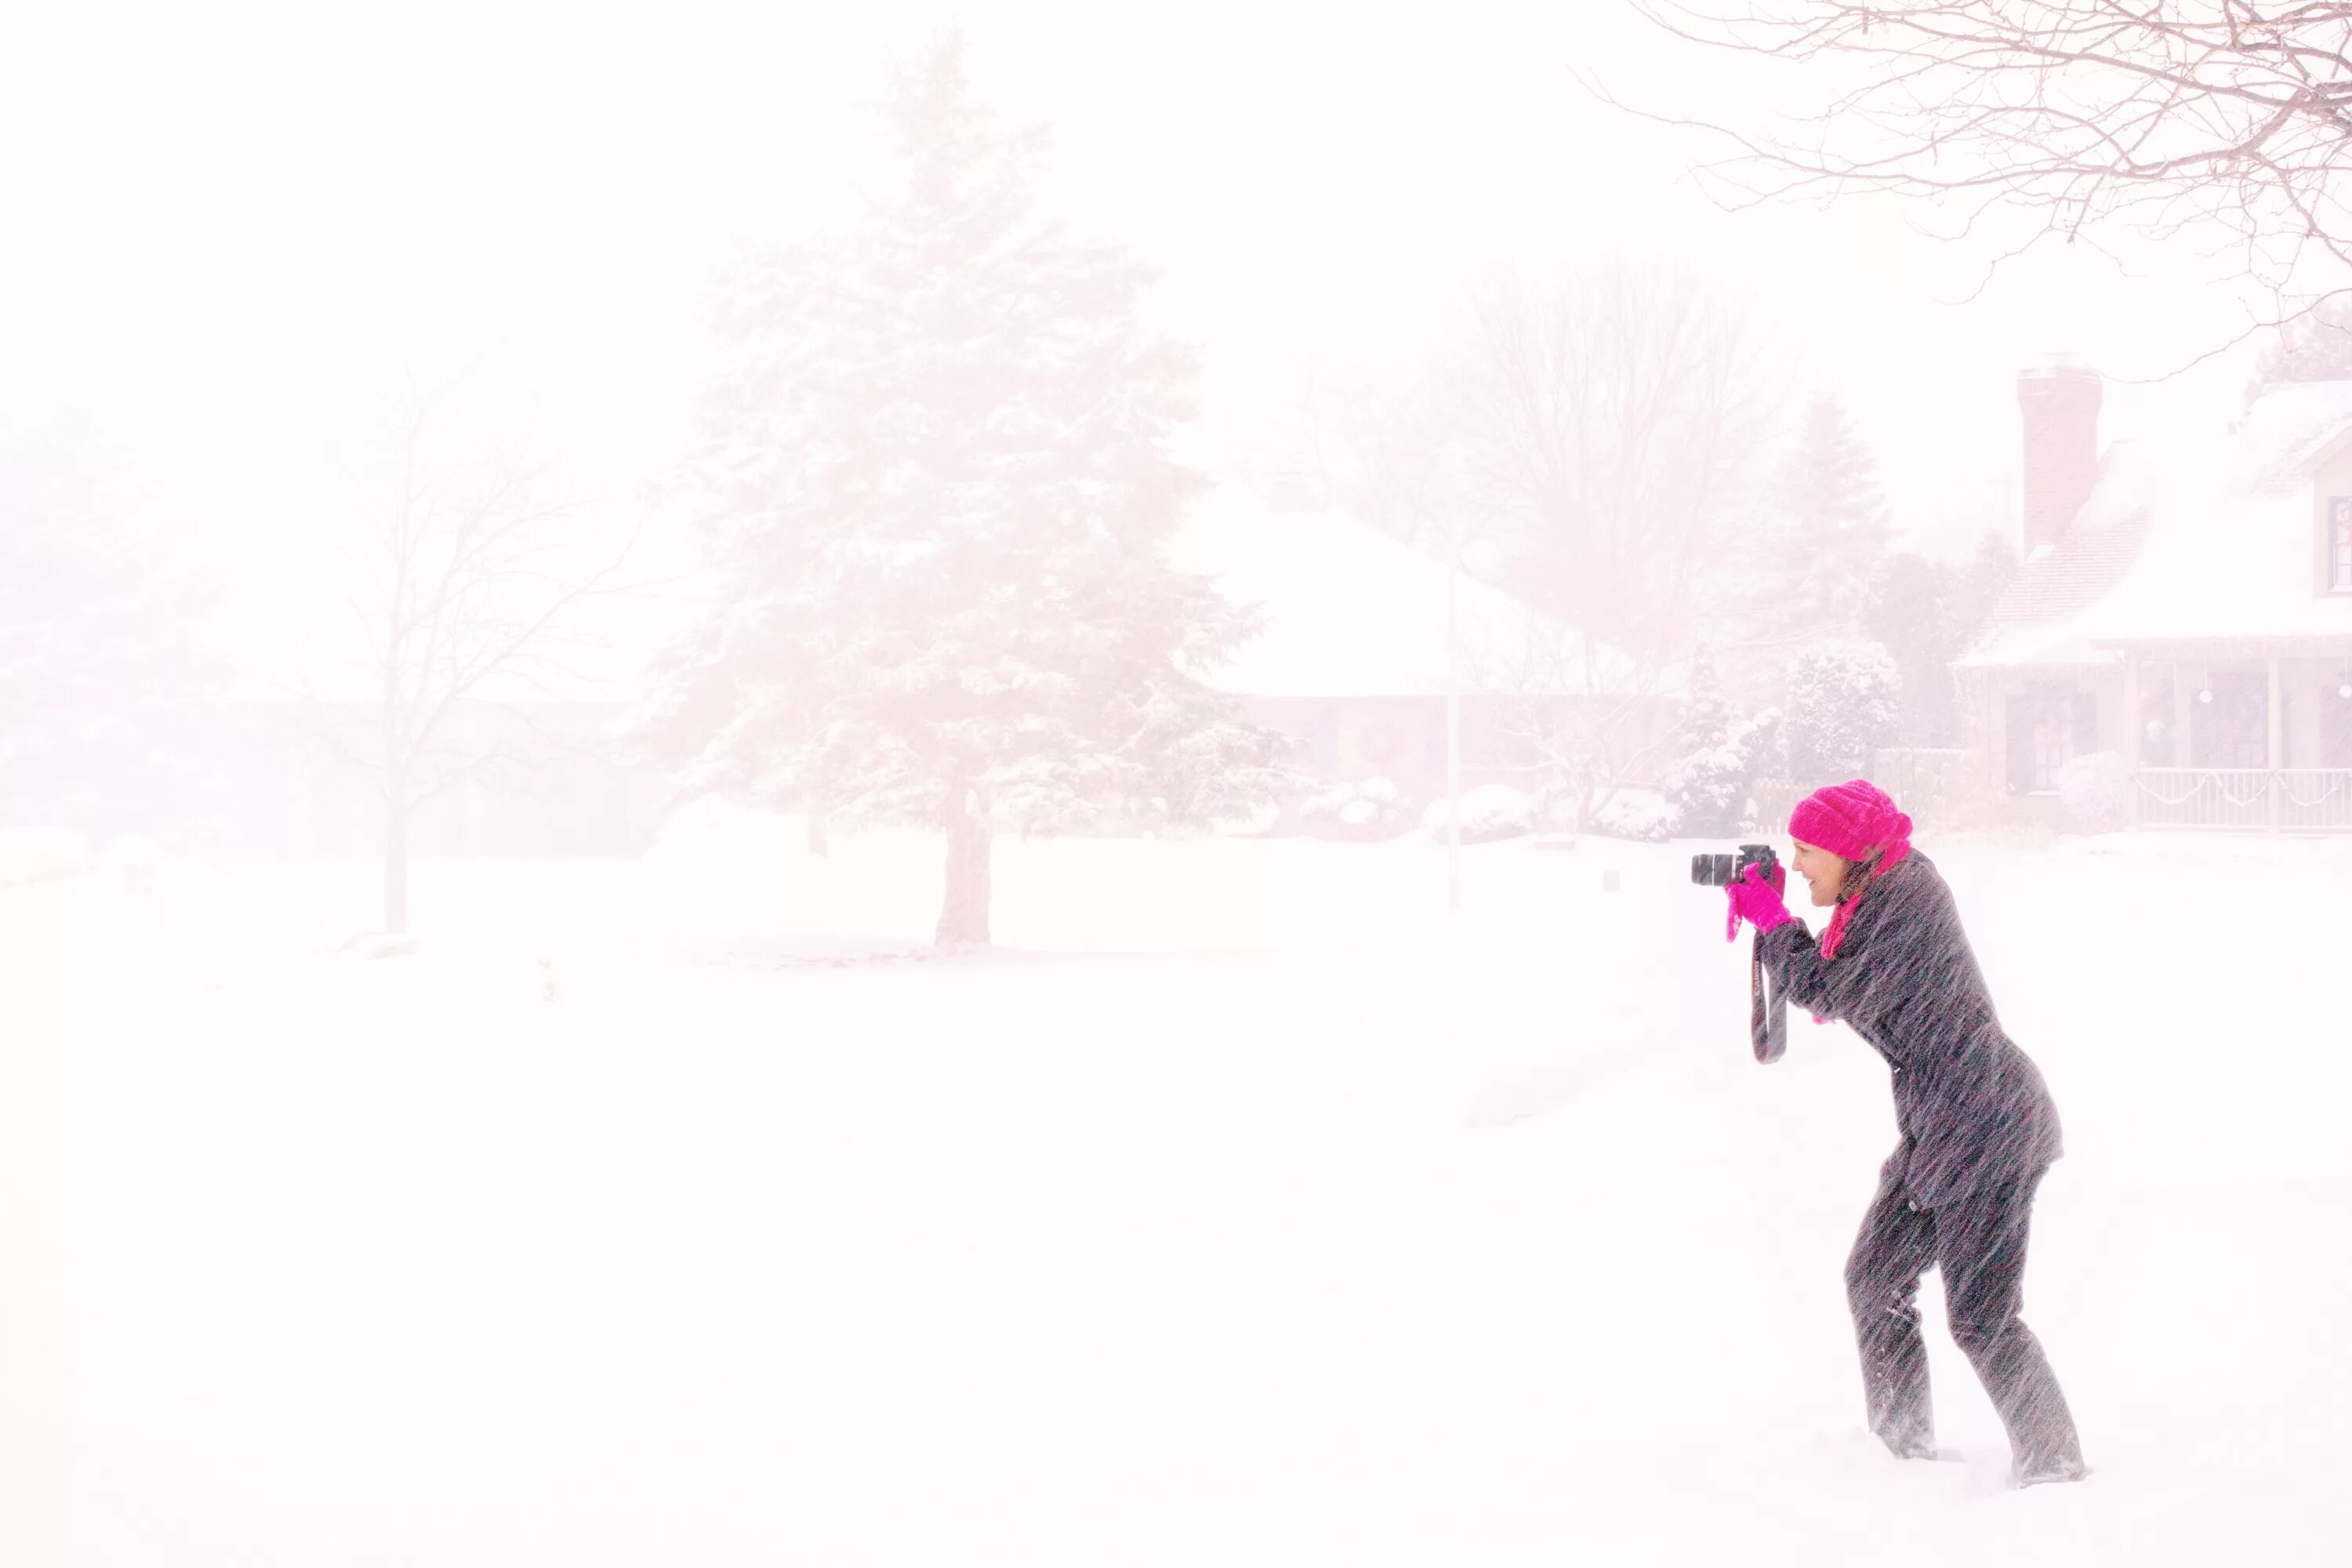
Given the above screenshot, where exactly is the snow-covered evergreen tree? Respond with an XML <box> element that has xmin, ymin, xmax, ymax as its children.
<box><xmin>1681</xmin><ymin>648</ymin><xmax>1731</xmax><ymax>757</ymax></box>
<box><xmin>1861</xmin><ymin>535</ymin><xmax>2016</xmax><ymax>746</ymax></box>
<box><xmin>1783</xmin><ymin>638</ymin><xmax>1900</xmax><ymax>786</ymax></box>
<box><xmin>0</xmin><ymin>415</ymin><xmax>214</xmax><ymax>839</ymax></box>
<box><xmin>1769</xmin><ymin>395</ymin><xmax>1893</xmax><ymax>639</ymax></box>
<box><xmin>1862</xmin><ymin>553</ymin><xmax>1961</xmax><ymax>746</ymax></box>
<box><xmin>650</xmin><ymin>39</ymin><xmax>1285</xmax><ymax>945</ymax></box>
<box><xmin>1661</xmin><ymin>651</ymin><xmax>1780</xmax><ymax>834</ymax></box>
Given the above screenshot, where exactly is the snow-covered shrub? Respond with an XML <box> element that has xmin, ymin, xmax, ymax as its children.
<box><xmin>1210</xmin><ymin>799</ymin><xmax>1283</xmax><ymax>837</ymax></box>
<box><xmin>1534</xmin><ymin>786</ymin><xmax>1584</xmax><ymax>834</ymax></box>
<box><xmin>1298</xmin><ymin>777</ymin><xmax>1417</xmax><ymax>840</ymax></box>
<box><xmin>1417</xmin><ymin>784</ymin><xmax>1535</xmax><ymax>844</ymax></box>
<box><xmin>0</xmin><ymin>826</ymin><xmax>95</xmax><ymax>887</ymax></box>
<box><xmin>1662</xmin><ymin>706</ymin><xmax>1782</xmax><ymax>837</ymax></box>
<box><xmin>1592</xmin><ymin>788</ymin><xmax>1679</xmax><ymax>843</ymax></box>
<box><xmin>2057</xmin><ymin>750</ymin><xmax>2131</xmax><ymax>829</ymax></box>
<box><xmin>1784</xmin><ymin>639</ymin><xmax>1900</xmax><ymax>785</ymax></box>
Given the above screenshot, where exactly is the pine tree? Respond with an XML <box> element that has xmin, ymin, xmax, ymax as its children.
<box><xmin>0</xmin><ymin>415</ymin><xmax>214</xmax><ymax>840</ymax></box>
<box><xmin>1860</xmin><ymin>532</ymin><xmax>2020</xmax><ymax>746</ymax></box>
<box><xmin>1963</xmin><ymin>529</ymin><xmax>2019</xmax><ymax>622</ymax></box>
<box><xmin>1763</xmin><ymin>396</ymin><xmax>1894</xmax><ymax>642</ymax></box>
<box><xmin>1682</xmin><ymin>648</ymin><xmax>1730</xmax><ymax>755</ymax></box>
<box><xmin>1783</xmin><ymin>638</ymin><xmax>1900</xmax><ymax>786</ymax></box>
<box><xmin>1862</xmin><ymin>552</ymin><xmax>1961</xmax><ymax>745</ymax></box>
<box><xmin>650</xmin><ymin>39</ymin><xmax>1285</xmax><ymax>945</ymax></box>
<box><xmin>1656</xmin><ymin>649</ymin><xmax>1774</xmax><ymax>834</ymax></box>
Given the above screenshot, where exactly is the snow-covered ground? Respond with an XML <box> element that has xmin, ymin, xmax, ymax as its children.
<box><xmin>9</xmin><ymin>813</ymin><xmax>2349</xmax><ymax>1565</ymax></box>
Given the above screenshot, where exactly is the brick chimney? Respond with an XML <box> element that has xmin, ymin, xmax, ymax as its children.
<box><xmin>2016</xmin><ymin>359</ymin><xmax>2102</xmax><ymax>556</ymax></box>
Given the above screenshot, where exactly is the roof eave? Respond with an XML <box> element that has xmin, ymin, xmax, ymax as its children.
<box><xmin>2087</xmin><ymin>632</ymin><xmax>2352</xmax><ymax>655</ymax></box>
<box><xmin>2296</xmin><ymin>423</ymin><xmax>2352</xmax><ymax>478</ymax></box>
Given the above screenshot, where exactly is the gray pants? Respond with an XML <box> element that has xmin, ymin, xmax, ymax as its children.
<box><xmin>1846</xmin><ymin>1162</ymin><xmax>2084</xmax><ymax>1473</ymax></box>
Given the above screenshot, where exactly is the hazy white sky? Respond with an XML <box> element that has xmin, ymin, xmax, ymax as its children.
<box><xmin>0</xmin><ymin>0</ymin><xmax>2283</xmax><ymax>563</ymax></box>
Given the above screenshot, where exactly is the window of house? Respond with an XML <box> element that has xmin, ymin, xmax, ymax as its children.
<box><xmin>2005</xmin><ymin>691</ymin><xmax>2096</xmax><ymax>794</ymax></box>
<box><xmin>2190</xmin><ymin>671</ymin><xmax>2268</xmax><ymax>768</ymax></box>
<box><xmin>2031</xmin><ymin>704</ymin><xmax>2069</xmax><ymax>791</ymax></box>
<box><xmin>2334</xmin><ymin>497</ymin><xmax>2352</xmax><ymax>592</ymax></box>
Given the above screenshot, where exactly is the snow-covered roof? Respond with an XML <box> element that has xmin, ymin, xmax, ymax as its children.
<box><xmin>1164</xmin><ymin>486</ymin><xmax>1654</xmax><ymax>700</ymax></box>
<box><xmin>1957</xmin><ymin>382</ymin><xmax>2352</xmax><ymax>668</ymax></box>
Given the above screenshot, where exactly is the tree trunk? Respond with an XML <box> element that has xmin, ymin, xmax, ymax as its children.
<box><xmin>383</xmin><ymin>795</ymin><xmax>409</xmax><ymax>935</ymax></box>
<box><xmin>935</xmin><ymin>792</ymin><xmax>992</xmax><ymax>946</ymax></box>
<box><xmin>806</xmin><ymin>810</ymin><xmax>829</xmax><ymax>857</ymax></box>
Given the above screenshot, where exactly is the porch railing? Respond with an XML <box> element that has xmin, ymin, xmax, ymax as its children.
<box><xmin>2275</xmin><ymin>768</ymin><xmax>2352</xmax><ymax>830</ymax></box>
<box><xmin>2131</xmin><ymin>768</ymin><xmax>2352</xmax><ymax>830</ymax></box>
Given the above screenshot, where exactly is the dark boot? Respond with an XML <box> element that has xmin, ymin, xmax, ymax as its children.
<box><xmin>2013</xmin><ymin>1455</ymin><xmax>2092</xmax><ymax>1488</ymax></box>
<box><xmin>1846</xmin><ymin>1171</ymin><xmax>1939</xmax><ymax>1461</ymax></box>
<box><xmin>1939</xmin><ymin>1169</ymin><xmax>2086</xmax><ymax>1485</ymax></box>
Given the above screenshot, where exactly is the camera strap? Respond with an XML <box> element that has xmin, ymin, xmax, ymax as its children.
<box><xmin>1750</xmin><ymin>935</ymin><xmax>1787</xmax><ymax>1065</ymax></box>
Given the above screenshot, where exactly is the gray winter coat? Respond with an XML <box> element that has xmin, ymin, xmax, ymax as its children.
<box><xmin>1759</xmin><ymin>851</ymin><xmax>2063</xmax><ymax>1211</ymax></box>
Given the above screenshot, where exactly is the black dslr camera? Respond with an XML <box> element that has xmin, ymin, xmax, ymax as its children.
<box><xmin>1692</xmin><ymin>842</ymin><xmax>1788</xmax><ymax>1064</ymax></box>
<box><xmin>1690</xmin><ymin>843</ymin><xmax>1778</xmax><ymax>887</ymax></box>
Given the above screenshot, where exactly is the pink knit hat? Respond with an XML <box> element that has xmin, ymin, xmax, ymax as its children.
<box><xmin>1788</xmin><ymin>779</ymin><xmax>1913</xmax><ymax>960</ymax></box>
<box><xmin>1788</xmin><ymin>779</ymin><xmax>1913</xmax><ymax>867</ymax></box>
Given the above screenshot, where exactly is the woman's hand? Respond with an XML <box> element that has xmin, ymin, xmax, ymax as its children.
<box><xmin>1725</xmin><ymin>862</ymin><xmax>1794</xmax><ymax>941</ymax></box>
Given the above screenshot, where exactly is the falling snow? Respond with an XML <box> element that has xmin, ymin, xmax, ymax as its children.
<box><xmin>6</xmin><ymin>820</ymin><xmax>2344</xmax><ymax>1565</ymax></box>
<box><xmin>9</xmin><ymin>9</ymin><xmax>2352</xmax><ymax>1566</ymax></box>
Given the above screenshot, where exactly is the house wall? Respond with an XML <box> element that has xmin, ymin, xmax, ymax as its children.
<box><xmin>264</xmin><ymin>700</ymin><xmax>670</xmax><ymax>858</ymax></box>
<box><xmin>2313</xmin><ymin>448</ymin><xmax>2352</xmax><ymax>597</ymax></box>
<box><xmin>2283</xmin><ymin>655</ymin><xmax>2352</xmax><ymax>767</ymax></box>
<box><xmin>2281</xmin><ymin>659</ymin><xmax>2314</xmax><ymax>768</ymax></box>
<box><xmin>2115</xmin><ymin>652</ymin><xmax>2352</xmax><ymax>770</ymax></box>
<box><xmin>2325</xmin><ymin>669</ymin><xmax>2352</xmax><ymax>767</ymax></box>
<box><xmin>2082</xmin><ymin>650</ymin><xmax>2352</xmax><ymax>773</ymax></box>
<box><xmin>1243</xmin><ymin>693</ymin><xmax>1682</xmax><ymax>809</ymax></box>
<box><xmin>290</xmin><ymin>747</ymin><xmax>667</xmax><ymax>858</ymax></box>
<box><xmin>1963</xmin><ymin>665</ymin><xmax>2128</xmax><ymax>800</ymax></box>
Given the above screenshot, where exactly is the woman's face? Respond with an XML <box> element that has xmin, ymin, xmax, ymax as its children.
<box><xmin>1790</xmin><ymin>840</ymin><xmax>1851</xmax><ymax>908</ymax></box>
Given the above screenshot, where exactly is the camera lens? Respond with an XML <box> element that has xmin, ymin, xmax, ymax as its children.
<box><xmin>1690</xmin><ymin>853</ymin><xmax>1733</xmax><ymax>885</ymax></box>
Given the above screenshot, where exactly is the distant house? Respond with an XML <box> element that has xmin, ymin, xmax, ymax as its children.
<box><xmin>1955</xmin><ymin>366</ymin><xmax>2352</xmax><ymax>829</ymax></box>
<box><xmin>1167</xmin><ymin>485</ymin><xmax>1679</xmax><ymax>808</ymax></box>
<box><xmin>234</xmin><ymin>490</ymin><xmax>1670</xmax><ymax>853</ymax></box>
<box><xmin>230</xmin><ymin>699</ymin><xmax>668</xmax><ymax>858</ymax></box>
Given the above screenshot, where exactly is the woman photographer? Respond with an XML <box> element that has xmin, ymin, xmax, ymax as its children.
<box><xmin>1722</xmin><ymin>779</ymin><xmax>2088</xmax><ymax>1489</ymax></box>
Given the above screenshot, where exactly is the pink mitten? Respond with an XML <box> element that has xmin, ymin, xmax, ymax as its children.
<box><xmin>1724</xmin><ymin>862</ymin><xmax>1793</xmax><ymax>941</ymax></box>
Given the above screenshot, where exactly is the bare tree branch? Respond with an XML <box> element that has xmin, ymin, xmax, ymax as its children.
<box><xmin>1621</xmin><ymin>2</ymin><xmax>2352</xmax><ymax>357</ymax></box>
<box><xmin>1320</xmin><ymin>259</ymin><xmax>1777</xmax><ymax>822</ymax></box>
<box><xmin>298</xmin><ymin>373</ymin><xmax>650</xmax><ymax>931</ymax></box>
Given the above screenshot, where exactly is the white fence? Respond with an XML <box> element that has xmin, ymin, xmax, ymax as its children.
<box><xmin>2132</xmin><ymin>769</ymin><xmax>2352</xmax><ymax>831</ymax></box>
